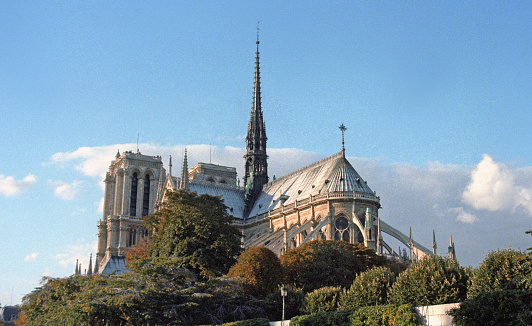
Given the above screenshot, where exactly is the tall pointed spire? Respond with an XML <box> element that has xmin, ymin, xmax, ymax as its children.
<box><xmin>168</xmin><ymin>155</ymin><xmax>173</xmax><ymax>177</ymax></box>
<box><xmin>87</xmin><ymin>253</ymin><xmax>93</xmax><ymax>275</ymax></box>
<box><xmin>75</xmin><ymin>259</ymin><xmax>79</xmax><ymax>275</ymax></box>
<box><xmin>180</xmin><ymin>149</ymin><xmax>189</xmax><ymax>191</ymax></box>
<box><xmin>448</xmin><ymin>235</ymin><xmax>456</xmax><ymax>260</ymax></box>
<box><xmin>244</xmin><ymin>26</ymin><xmax>268</xmax><ymax>214</ymax></box>
<box><xmin>432</xmin><ymin>230</ymin><xmax>437</xmax><ymax>255</ymax></box>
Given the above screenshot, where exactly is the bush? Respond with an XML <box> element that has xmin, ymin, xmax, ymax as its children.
<box><xmin>339</xmin><ymin>266</ymin><xmax>395</xmax><ymax>310</ymax></box>
<box><xmin>264</xmin><ymin>285</ymin><xmax>305</xmax><ymax>321</ymax></box>
<box><xmin>290</xmin><ymin>310</ymin><xmax>351</xmax><ymax>326</ymax></box>
<box><xmin>301</xmin><ymin>286</ymin><xmax>344</xmax><ymax>314</ymax></box>
<box><xmin>290</xmin><ymin>305</ymin><xmax>421</xmax><ymax>326</ymax></box>
<box><xmin>448</xmin><ymin>290</ymin><xmax>532</xmax><ymax>326</ymax></box>
<box><xmin>227</xmin><ymin>246</ymin><xmax>282</xmax><ymax>298</ymax></box>
<box><xmin>468</xmin><ymin>248</ymin><xmax>528</xmax><ymax>298</ymax></box>
<box><xmin>221</xmin><ymin>318</ymin><xmax>271</xmax><ymax>326</ymax></box>
<box><xmin>387</xmin><ymin>256</ymin><xmax>468</xmax><ymax>306</ymax></box>
<box><xmin>350</xmin><ymin>304</ymin><xmax>422</xmax><ymax>326</ymax></box>
<box><xmin>280</xmin><ymin>240</ymin><xmax>388</xmax><ymax>292</ymax></box>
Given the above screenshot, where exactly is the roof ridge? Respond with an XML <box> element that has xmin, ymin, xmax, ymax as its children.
<box><xmin>265</xmin><ymin>151</ymin><xmax>344</xmax><ymax>188</ymax></box>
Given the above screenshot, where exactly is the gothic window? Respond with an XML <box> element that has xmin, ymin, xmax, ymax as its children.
<box><xmin>334</xmin><ymin>216</ymin><xmax>350</xmax><ymax>243</ymax></box>
<box><xmin>142</xmin><ymin>174</ymin><xmax>150</xmax><ymax>216</ymax></box>
<box><xmin>130</xmin><ymin>172</ymin><xmax>138</xmax><ymax>217</ymax></box>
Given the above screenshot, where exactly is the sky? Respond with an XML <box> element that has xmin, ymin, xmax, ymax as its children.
<box><xmin>1</xmin><ymin>1</ymin><xmax>531</xmax><ymax>305</ymax></box>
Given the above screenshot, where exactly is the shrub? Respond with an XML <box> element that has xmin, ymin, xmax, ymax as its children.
<box><xmin>339</xmin><ymin>266</ymin><xmax>395</xmax><ymax>310</ymax></box>
<box><xmin>387</xmin><ymin>256</ymin><xmax>468</xmax><ymax>306</ymax></box>
<box><xmin>468</xmin><ymin>248</ymin><xmax>528</xmax><ymax>298</ymax></box>
<box><xmin>350</xmin><ymin>304</ymin><xmax>422</xmax><ymax>326</ymax></box>
<box><xmin>280</xmin><ymin>240</ymin><xmax>388</xmax><ymax>292</ymax></box>
<box><xmin>448</xmin><ymin>290</ymin><xmax>532</xmax><ymax>326</ymax></box>
<box><xmin>227</xmin><ymin>246</ymin><xmax>282</xmax><ymax>298</ymax></box>
<box><xmin>301</xmin><ymin>286</ymin><xmax>344</xmax><ymax>314</ymax></box>
<box><xmin>221</xmin><ymin>318</ymin><xmax>271</xmax><ymax>326</ymax></box>
<box><xmin>264</xmin><ymin>284</ymin><xmax>305</xmax><ymax>321</ymax></box>
<box><xmin>290</xmin><ymin>310</ymin><xmax>351</xmax><ymax>326</ymax></box>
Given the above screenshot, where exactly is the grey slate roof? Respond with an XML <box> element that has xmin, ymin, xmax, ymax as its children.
<box><xmin>189</xmin><ymin>183</ymin><xmax>246</xmax><ymax>219</ymax></box>
<box><xmin>247</xmin><ymin>151</ymin><xmax>375</xmax><ymax>217</ymax></box>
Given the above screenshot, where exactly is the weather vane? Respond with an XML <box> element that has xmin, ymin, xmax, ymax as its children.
<box><xmin>339</xmin><ymin>123</ymin><xmax>347</xmax><ymax>151</ymax></box>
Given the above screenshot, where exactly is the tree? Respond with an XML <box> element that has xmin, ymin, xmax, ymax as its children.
<box><xmin>124</xmin><ymin>236</ymin><xmax>149</xmax><ymax>267</ymax></box>
<box><xmin>300</xmin><ymin>286</ymin><xmax>344</xmax><ymax>314</ymax></box>
<box><xmin>339</xmin><ymin>266</ymin><xmax>396</xmax><ymax>310</ymax></box>
<box><xmin>387</xmin><ymin>255</ymin><xmax>468</xmax><ymax>306</ymax></box>
<box><xmin>145</xmin><ymin>190</ymin><xmax>243</xmax><ymax>279</ymax></box>
<box><xmin>19</xmin><ymin>258</ymin><xmax>266</xmax><ymax>325</ymax></box>
<box><xmin>280</xmin><ymin>240</ymin><xmax>388</xmax><ymax>292</ymax></box>
<box><xmin>467</xmin><ymin>248</ymin><xmax>527</xmax><ymax>298</ymax></box>
<box><xmin>227</xmin><ymin>246</ymin><xmax>282</xmax><ymax>298</ymax></box>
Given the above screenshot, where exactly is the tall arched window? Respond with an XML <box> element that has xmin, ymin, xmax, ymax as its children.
<box><xmin>142</xmin><ymin>174</ymin><xmax>150</xmax><ymax>216</ymax></box>
<box><xmin>334</xmin><ymin>216</ymin><xmax>350</xmax><ymax>242</ymax></box>
<box><xmin>130</xmin><ymin>172</ymin><xmax>138</xmax><ymax>216</ymax></box>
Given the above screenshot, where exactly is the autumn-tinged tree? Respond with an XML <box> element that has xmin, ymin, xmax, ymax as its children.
<box><xmin>145</xmin><ymin>190</ymin><xmax>242</xmax><ymax>279</ymax></box>
<box><xmin>227</xmin><ymin>246</ymin><xmax>282</xmax><ymax>298</ymax></box>
<box><xmin>124</xmin><ymin>236</ymin><xmax>149</xmax><ymax>267</ymax></box>
<box><xmin>280</xmin><ymin>240</ymin><xmax>388</xmax><ymax>292</ymax></box>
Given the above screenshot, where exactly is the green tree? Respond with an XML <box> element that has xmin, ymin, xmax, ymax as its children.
<box><xmin>19</xmin><ymin>258</ymin><xmax>266</xmax><ymax>326</ymax></box>
<box><xmin>280</xmin><ymin>240</ymin><xmax>388</xmax><ymax>292</ymax></box>
<box><xmin>467</xmin><ymin>248</ymin><xmax>527</xmax><ymax>298</ymax></box>
<box><xmin>227</xmin><ymin>246</ymin><xmax>282</xmax><ymax>298</ymax></box>
<box><xmin>339</xmin><ymin>266</ymin><xmax>396</xmax><ymax>310</ymax></box>
<box><xmin>145</xmin><ymin>190</ymin><xmax>242</xmax><ymax>279</ymax></box>
<box><xmin>301</xmin><ymin>286</ymin><xmax>344</xmax><ymax>314</ymax></box>
<box><xmin>448</xmin><ymin>290</ymin><xmax>532</xmax><ymax>326</ymax></box>
<box><xmin>387</xmin><ymin>255</ymin><xmax>468</xmax><ymax>306</ymax></box>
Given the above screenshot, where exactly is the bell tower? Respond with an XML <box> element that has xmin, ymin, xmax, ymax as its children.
<box><xmin>244</xmin><ymin>30</ymin><xmax>268</xmax><ymax>212</ymax></box>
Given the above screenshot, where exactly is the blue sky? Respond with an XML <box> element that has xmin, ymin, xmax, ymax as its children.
<box><xmin>1</xmin><ymin>1</ymin><xmax>531</xmax><ymax>305</ymax></box>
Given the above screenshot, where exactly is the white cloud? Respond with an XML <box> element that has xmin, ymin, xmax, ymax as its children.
<box><xmin>0</xmin><ymin>174</ymin><xmax>37</xmax><ymax>196</ymax></box>
<box><xmin>24</xmin><ymin>252</ymin><xmax>39</xmax><ymax>262</ymax></box>
<box><xmin>48</xmin><ymin>180</ymin><xmax>83</xmax><ymax>201</ymax></box>
<box><xmin>52</xmin><ymin>240</ymin><xmax>98</xmax><ymax>271</ymax></box>
<box><xmin>462</xmin><ymin>154</ymin><xmax>532</xmax><ymax>216</ymax></box>
<box><xmin>449</xmin><ymin>207</ymin><xmax>478</xmax><ymax>224</ymax></box>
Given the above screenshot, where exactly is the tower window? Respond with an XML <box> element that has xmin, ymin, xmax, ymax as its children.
<box><xmin>130</xmin><ymin>172</ymin><xmax>138</xmax><ymax>217</ymax></box>
<box><xmin>142</xmin><ymin>174</ymin><xmax>150</xmax><ymax>216</ymax></box>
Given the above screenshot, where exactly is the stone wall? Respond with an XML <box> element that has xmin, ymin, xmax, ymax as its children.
<box><xmin>414</xmin><ymin>302</ymin><xmax>460</xmax><ymax>326</ymax></box>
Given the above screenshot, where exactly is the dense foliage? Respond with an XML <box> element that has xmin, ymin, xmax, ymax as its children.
<box><xmin>301</xmin><ymin>286</ymin><xmax>344</xmax><ymax>314</ymax></box>
<box><xmin>18</xmin><ymin>258</ymin><xmax>266</xmax><ymax>325</ymax></box>
<box><xmin>280</xmin><ymin>240</ymin><xmax>388</xmax><ymax>292</ymax></box>
<box><xmin>467</xmin><ymin>248</ymin><xmax>528</xmax><ymax>298</ymax></box>
<box><xmin>290</xmin><ymin>304</ymin><xmax>421</xmax><ymax>326</ymax></box>
<box><xmin>448</xmin><ymin>290</ymin><xmax>532</xmax><ymax>326</ymax></box>
<box><xmin>387</xmin><ymin>255</ymin><xmax>468</xmax><ymax>306</ymax></box>
<box><xmin>227</xmin><ymin>246</ymin><xmax>282</xmax><ymax>298</ymax></box>
<box><xmin>339</xmin><ymin>266</ymin><xmax>396</xmax><ymax>310</ymax></box>
<box><xmin>264</xmin><ymin>285</ymin><xmax>305</xmax><ymax>321</ymax></box>
<box><xmin>145</xmin><ymin>190</ymin><xmax>242</xmax><ymax>279</ymax></box>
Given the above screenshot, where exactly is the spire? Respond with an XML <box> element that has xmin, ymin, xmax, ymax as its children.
<box><xmin>432</xmin><ymin>230</ymin><xmax>437</xmax><ymax>255</ymax></box>
<box><xmin>339</xmin><ymin>124</ymin><xmax>347</xmax><ymax>155</ymax></box>
<box><xmin>75</xmin><ymin>259</ymin><xmax>79</xmax><ymax>275</ymax></box>
<box><xmin>180</xmin><ymin>149</ymin><xmax>189</xmax><ymax>191</ymax></box>
<box><xmin>244</xmin><ymin>28</ymin><xmax>268</xmax><ymax>213</ymax></box>
<box><xmin>448</xmin><ymin>235</ymin><xmax>456</xmax><ymax>260</ymax></box>
<box><xmin>87</xmin><ymin>254</ymin><xmax>93</xmax><ymax>275</ymax></box>
<box><xmin>168</xmin><ymin>155</ymin><xmax>173</xmax><ymax>177</ymax></box>
<box><xmin>116</xmin><ymin>149</ymin><xmax>120</xmax><ymax>158</ymax></box>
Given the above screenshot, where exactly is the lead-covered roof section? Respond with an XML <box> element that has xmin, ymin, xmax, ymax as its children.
<box><xmin>247</xmin><ymin>151</ymin><xmax>376</xmax><ymax>217</ymax></box>
<box><xmin>189</xmin><ymin>183</ymin><xmax>246</xmax><ymax>219</ymax></box>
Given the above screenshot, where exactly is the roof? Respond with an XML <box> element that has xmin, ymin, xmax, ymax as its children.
<box><xmin>189</xmin><ymin>183</ymin><xmax>246</xmax><ymax>219</ymax></box>
<box><xmin>248</xmin><ymin>151</ymin><xmax>376</xmax><ymax>217</ymax></box>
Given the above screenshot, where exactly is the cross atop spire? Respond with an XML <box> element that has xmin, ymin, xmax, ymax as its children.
<box><xmin>339</xmin><ymin>123</ymin><xmax>347</xmax><ymax>154</ymax></box>
<box><xmin>256</xmin><ymin>21</ymin><xmax>260</xmax><ymax>44</ymax></box>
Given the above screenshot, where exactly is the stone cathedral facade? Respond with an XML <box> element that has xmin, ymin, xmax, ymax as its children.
<box><xmin>96</xmin><ymin>38</ymin><xmax>445</xmax><ymax>274</ymax></box>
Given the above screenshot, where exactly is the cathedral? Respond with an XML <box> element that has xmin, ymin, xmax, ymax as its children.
<box><xmin>95</xmin><ymin>36</ymin><xmax>448</xmax><ymax>274</ymax></box>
